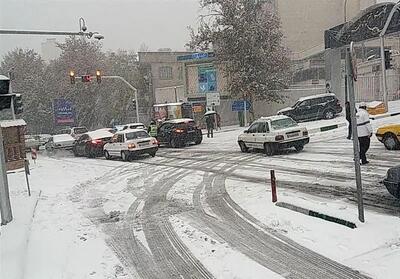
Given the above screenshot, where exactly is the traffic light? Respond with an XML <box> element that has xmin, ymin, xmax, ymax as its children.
<box><xmin>81</xmin><ymin>75</ymin><xmax>92</xmax><ymax>82</ymax></box>
<box><xmin>96</xmin><ymin>70</ymin><xmax>101</xmax><ymax>84</ymax></box>
<box><xmin>69</xmin><ymin>71</ymin><xmax>76</xmax><ymax>84</ymax></box>
<box><xmin>0</xmin><ymin>95</ymin><xmax>12</xmax><ymax>111</ymax></box>
<box><xmin>13</xmin><ymin>94</ymin><xmax>23</xmax><ymax>114</ymax></box>
<box><xmin>384</xmin><ymin>50</ymin><xmax>393</xmax><ymax>70</ymax></box>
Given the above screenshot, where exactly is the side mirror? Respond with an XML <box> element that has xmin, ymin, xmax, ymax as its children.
<box><xmin>244</xmin><ymin>129</ymin><xmax>249</xmax><ymax>133</ymax></box>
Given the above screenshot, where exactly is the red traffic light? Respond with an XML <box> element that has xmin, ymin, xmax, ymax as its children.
<box><xmin>81</xmin><ymin>75</ymin><xmax>92</xmax><ymax>82</ymax></box>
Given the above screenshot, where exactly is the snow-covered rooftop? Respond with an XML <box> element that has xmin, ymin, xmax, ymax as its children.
<box><xmin>0</xmin><ymin>75</ymin><xmax>10</xmax><ymax>81</ymax></box>
<box><xmin>298</xmin><ymin>93</ymin><xmax>335</xmax><ymax>102</ymax></box>
<box><xmin>259</xmin><ymin>115</ymin><xmax>290</xmax><ymax>121</ymax></box>
<box><xmin>0</xmin><ymin>119</ymin><xmax>26</xmax><ymax>128</ymax></box>
<box><xmin>116</xmin><ymin>128</ymin><xmax>149</xmax><ymax>135</ymax></box>
<box><xmin>86</xmin><ymin>130</ymin><xmax>114</xmax><ymax>139</ymax></box>
<box><xmin>165</xmin><ymin>118</ymin><xmax>194</xmax><ymax>124</ymax></box>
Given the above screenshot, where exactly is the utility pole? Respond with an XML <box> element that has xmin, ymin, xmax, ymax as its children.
<box><xmin>347</xmin><ymin>43</ymin><xmax>365</xmax><ymax>223</ymax></box>
<box><xmin>0</xmin><ymin>128</ymin><xmax>13</xmax><ymax>225</ymax></box>
<box><xmin>102</xmin><ymin>76</ymin><xmax>140</xmax><ymax>122</ymax></box>
<box><xmin>379</xmin><ymin>2</ymin><xmax>400</xmax><ymax>112</ymax></box>
<box><xmin>174</xmin><ymin>86</ymin><xmax>178</xmax><ymax>102</ymax></box>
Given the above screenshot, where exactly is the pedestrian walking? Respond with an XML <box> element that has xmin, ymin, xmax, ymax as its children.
<box><xmin>357</xmin><ymin>102</ymin><xmax>373</xmax><ymax>165</ymax></box>
<box><xmin>345</xmin><ymin>101</ymin><xmax>352</xmax><ymax>140</ymax></box>
<box><xmin>216</xmin><ymin>113</ymin><xmax>221</xmax><ymax>130</ymax></box>
<box><xmin>205</xmin><ymin>110</ymin><xmax>215</xmax><ymax>138</ymax></box>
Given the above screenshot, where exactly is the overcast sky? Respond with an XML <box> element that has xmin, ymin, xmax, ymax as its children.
<box><xmin>0</xmin><ymin>0</ymin><xmax>395</xmax><ymax>60</ymax></box>
<box><xmin>0</xmin><ymin>0</ymin><xmax>200</xmax><ymax>59</ymax></box>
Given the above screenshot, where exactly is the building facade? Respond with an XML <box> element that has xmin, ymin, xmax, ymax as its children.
<box><xmin>138</xmin><ymin>51</ymin><xmax>194</xmax><ymax>104</ymax></box>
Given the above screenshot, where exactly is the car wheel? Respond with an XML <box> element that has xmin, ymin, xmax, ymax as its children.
<box><xmin>324</xmin><ymin>109</ymin><xmax>335</xmax><ymax>120</ymax></box>
<box><xmin>105</xmin><ymin>151</ymin><xmax>111</xmax><ymax>160</ymax></box>
<box><xmin>121</xmin><ymin>151</ymin><xmax>130</xmax><ymax>162</ymax></box>
<box><xmin>239</xmin><ymin>141</ymin><xmax>249</xmax><ymax>153</ymax></box>
<box><xmin>149</xmin><ymin>151</ymin><xmax>156</xmax><ymax>157</ymax></box>
<box><xmin>170</xmin><ymin>138</ymin><xmax>180</xmax><ymax>148</ymax></box>
<box><xmin>383</xmin><ymin>133</ymin><xmax>400</xmax><ymax>150</ymax></box>
<box><xmin>264</xmin><ymin>143</ymin><xmax>275</xmax><ymax>156</ymax></box>
<box><xmin>295</xmin><ymin>145</ymin><xmax>304</xmax><ymax>152</ymax></box>
<box><xmin>73</xmin><ymin>147</ymin><xmax>79</xmax><ymax>157</ymax></box>
<box><xmin>195</xmin><ymin>136</ymin><xmax>202</xmax><ymax>145</ymax></box>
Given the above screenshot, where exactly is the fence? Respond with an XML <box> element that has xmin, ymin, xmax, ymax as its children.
<box><xmin>355</xmin><ymin>74</ymin><xmax>400</xmax><ymax>102</ymax></box>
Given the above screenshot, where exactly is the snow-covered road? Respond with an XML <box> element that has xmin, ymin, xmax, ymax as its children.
<box><xmin>2</xmin><ymin>114</ymin><xmax>400</xmax><ymax>279</ymax></box>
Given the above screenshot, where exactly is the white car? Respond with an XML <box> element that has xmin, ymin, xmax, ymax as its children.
<box><xmin>45</xmin><ymin>134</ymin><xmax>76</xmax><ymax>151</ymax></box>
<box><xmin>238</xmin><ymin>115</ymin><xmax>309</xmax><ymax>156</ymax></box>
<box><xmin>104</xmin><ymin>129</ymin><xmax>158</xmax><ymax>161</ymax></box>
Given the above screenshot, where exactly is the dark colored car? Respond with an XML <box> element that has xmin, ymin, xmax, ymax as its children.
<box><xmin>383</xmin><ymin>166</ymin><xmax>400</xmax><ymax>199</ymax></box>
<box><xmin>277</xmin><ymin>93</ymin><xmax>343</xmax><ymax>122</ymax></box>
<box><xmin>73</xmin><ymin>130</ymin><xmax>113</xmax><ymax>158</ymax></box>
<box><xmin>157</xmin><ymin>118</ymin><xmax>202</xmax><ymax>148</ymax></box>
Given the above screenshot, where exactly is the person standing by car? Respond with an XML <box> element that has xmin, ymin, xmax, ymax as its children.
<box><xmin>205</xmin><ymin>111</ymin><xmax>215</xmax><ymax>138</ymax></box>
<box><xmin>357</xmin><ymin>103</ymin><xmax>373</xmax><ymax>165</ymax></box>
<box><xmin>148</xmin><ymin>120</ymin><xmax>158</xmax><ymax>137</ymax></box>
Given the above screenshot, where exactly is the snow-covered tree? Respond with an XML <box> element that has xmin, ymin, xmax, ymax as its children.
<box><xmin>0</xmin><ymin>48</ymin><xmax>53</xmax><ymax>133</ymax></box>
<box><xmin>188</xmin><ymin>0</ymin><xmax>291</xmax><ymax>117</ymax></box>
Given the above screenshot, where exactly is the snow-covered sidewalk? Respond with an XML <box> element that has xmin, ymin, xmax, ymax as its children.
<box><xmin>0</xmin><ymin>157</ymin><xmax>128</xmax><ymax>279</ymax></box>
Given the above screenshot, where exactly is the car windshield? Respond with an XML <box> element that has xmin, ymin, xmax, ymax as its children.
<box><xmin>271</xmin><ymin>118</ymin><xmax>298</xmax><ymax>130</ymax></box>
<box><xmin>74</xmin><ymin>127</ymin><xmax>88</xmax><ymax>134</ymax></box>
<box><xmin>125</xmin><ymin>131</ymin><xmax>149</xmax><ymax>140</ymax></box>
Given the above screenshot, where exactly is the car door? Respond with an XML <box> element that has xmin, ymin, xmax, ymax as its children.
<box><xmin>117</xmin><ymin>134</ymin><xmax>125</xmax><ymax>155</ymax></box>
<box><xmin>244</xmin><ymin>123</ymin><xmax>259</xmax><ymax>148</ymax></box>
<box><xmin>295</xmin><ymin>100</ymin><xmax>312</xmax><ymax>121</ymax></box>
<box><xmin>157</xmin><ymin>123</ymin><xmax>172</xmax><ymax>144</ymax></box>
<box><xmin>76</xmin><ymin>134</ymin><xmax>89</xmax><ymax>155</ymax></box>
<box><xmin>311</xmin><ymin>97</ymin><xmax>324</xmax><ymax>120</ymax></box>
<box><xmin>255</xmin><ymin>122</ymin><xmax>269</xmax><ymax>148</ymax></box>
<box><xmin>107</xmin><ymin>135</ymin><xmax>118</xmax><ymax>155</ymax></box>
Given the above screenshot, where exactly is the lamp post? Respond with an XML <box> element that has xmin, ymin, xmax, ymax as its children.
<box><xmin>0</xmin><ymin>18</ymin><xmax>104</xmax><ymax>40</ymax></box>
<box><xmin>344</xmin><ymin>0</ymin><xmax>348</xmax><ymax>23</ymax></box>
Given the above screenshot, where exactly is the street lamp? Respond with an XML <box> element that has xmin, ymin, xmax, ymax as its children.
<box><xmin>0</xmin><ymin>18</ymin><xmax>104</xmax><ymax>41</ymax></box>
<box><xmin>344</xmin><ymin>0</ymin><xmax>348</xmax><ymax>23</ymax></box>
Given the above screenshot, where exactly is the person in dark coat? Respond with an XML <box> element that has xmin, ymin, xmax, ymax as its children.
<box><xmin>205</xmin><ymin>114</ymin><xmax>215</xmax><ymax>138</ymax></box>
<box><xmin>345</xmin><ymin>101</ymin><xmax>352</xmax><ymax>140</ymax></box>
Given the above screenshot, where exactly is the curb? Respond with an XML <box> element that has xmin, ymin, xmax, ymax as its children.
<box><xmin>370</xmin><ymin>111</ymin><xmax>400</xmax><ymax>120</ymax></box>
<box><xmin>275</xmin><ymin>202</ymin><xmax>357</xmax><ymax>229</ymax></box>
<box><xmin>308</xmin><ymin>122</ymin><xmax>346</xmax><ymax>134</ymax></box>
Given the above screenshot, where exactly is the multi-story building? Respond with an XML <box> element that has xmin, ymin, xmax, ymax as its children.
<box><xmin>138</xmin><ymin>51</ymin><xmax>194</xmax><ymax>104</ymax></box>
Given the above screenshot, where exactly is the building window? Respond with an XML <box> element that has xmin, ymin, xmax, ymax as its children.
<box><xmin>159</xmin><ymin>66</ymin><xmax>173</xmax><ymax>80</ymax></box>
<box><xmin>178</xmin><ymin>66</ymin><xmax>183</xmax><ymax>80</ymax></box>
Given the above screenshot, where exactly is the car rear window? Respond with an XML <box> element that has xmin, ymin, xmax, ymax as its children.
<box><xmin>130</xmin><ymin>125</ymin><xmax>145</xmax><ymax>129</ymax></box>
<box><xmin>126</xmin><ymin>131</ymin><xmax>150</xmax><ymax>140</ymax></box>
<box><xmin>271</xmin><ymin>118</ymin><xmax>298</xmax><ymax>130</ymax></box>
<box><xmin>177</xmin><ymin>121</ymin><xmax>195</xmax><ymax>129</ymax></box>
<box><xmin>74</xmin><ymin>127</ymin><xmax>88</xmax><ymax>134</ymax></box>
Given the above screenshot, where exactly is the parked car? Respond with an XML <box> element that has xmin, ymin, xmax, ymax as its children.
<box><xmin>376</xmin><ymin>124</ymin><xmax>400</xmax><ymax>150</ymax></box>
<box><xmin>38</xmin><ymin>134</ymin><xmax>52</xmax><ymax>146</ymax></box>
<box><xmin>277</xmin><ymin>93</ymin><xmax>343</xmax><ymax>122</ymax></box>
<box><xmin>122</xmin><ymin>123</ymin><xmax>146</xmax><ymax>131</ymax></box>
<box><xmin>383</xmin><ymin>165</ymin><xmax>400</xmax><ymax>199</ymax></box>
<box><xmin>73</xmin><ymin>130</ymin><xmax>113</xmax><ymax>158</ymax></box>
<box><xmin>104</xmin><ymin>129</ymin><xmax>158</xmax><ymax>161</ymax></box>
<box><xmin>24</xmin><ymin>135</ymin><xmax>41</xmax><ymax>151</ymax></box>
<box><xmin>157</xmin><ymin>118</ymin><xmax>202</xmax><ymax>148</ymax></box>
<box><xmin>238</xmin><ymin>115</ymin><xmax>309</xmax><ymax>156</ymax></box>
<box><xmin>45</xmin><ymin>134</ymin><xmax>76</xmax><ymax>151</ymax></box>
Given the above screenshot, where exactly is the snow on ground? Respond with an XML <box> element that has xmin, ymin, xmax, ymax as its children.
<box><xmin>1</xmin><ymin>157</ymin><xmax>130</xmax><ymax>279</ymax></box>
<box><xmin>225</xmin><ymin>178</ymin><xmax>400</xmax><ymax>279</ymax></box>
<box><xmin>170</xmin><ymin>215</ymin><xmax>284</xmax><ymax>279</ymax></box>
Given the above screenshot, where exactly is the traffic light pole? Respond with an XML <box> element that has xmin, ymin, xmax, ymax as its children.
<box><xmin>102</xmin><ymin>76</ymin><xmax>140</xmax><ymax>122</ymax></box>
<box><xmin>380</xmin><ymin>36</ymin><xmax>389</xmax><ymax>111</ymax></box>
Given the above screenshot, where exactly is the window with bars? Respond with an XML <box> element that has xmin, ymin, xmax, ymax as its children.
<box><xmin>159</xmin><ymin>66</ymin><xmax>173</xmax><ymax>80</ymax></box>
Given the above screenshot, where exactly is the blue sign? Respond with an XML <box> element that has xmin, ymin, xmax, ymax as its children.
<box><xmin>232</xmin><ymin>100</ymin><xmax>251</xmax><ymax>112</ymax></box>
<box><xmin>177</xmin><ymin>52</ymin><xmax>215</xmax><ymax>61</ymax></box>
<box><xmin>198</xmin><ymin>66</ymin><xmax>217</xmax><ymax>93</ymax></box>
<box><xmin>54</xmin><ymin>99</ymin><xmax>75</xmax><ymax>126</ymax></box>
